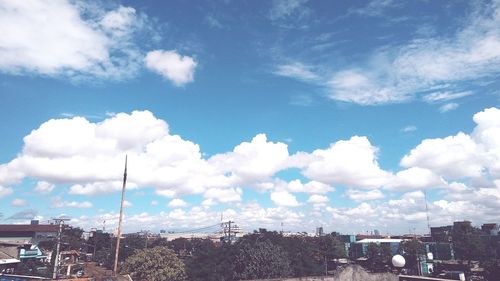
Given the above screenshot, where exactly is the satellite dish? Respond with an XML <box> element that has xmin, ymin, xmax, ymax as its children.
<box><xmin>392</xmin><ymin>254</ymin><xmax>406</xmax><ymax>268</ymax></box>
<box><xmin>427</xmin><ymin>252</ymin><xmax>434</xmax><ymax>260</ymax></box>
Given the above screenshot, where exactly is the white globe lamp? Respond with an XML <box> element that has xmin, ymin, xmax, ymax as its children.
<box><xmin>392</xmin><ymin>254</ymin><xmax>406</xmax><ymax>268</ymax></box>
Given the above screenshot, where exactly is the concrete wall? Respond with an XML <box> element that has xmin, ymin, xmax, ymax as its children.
<box><xmin>399</xmin><ymin>275</ymin><xmax>453</xmax><ymax>281</ymax></box>
<box><xmin>246</xmin><ymin>265</ymin><xmax>398</xmax><ymax>281</ymax></box>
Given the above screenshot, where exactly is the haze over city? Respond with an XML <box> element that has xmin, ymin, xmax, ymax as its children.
<box><xmin>1</xmin><ymin>0</ymin><xmax>500</xmax><ymax>235</ymax></box>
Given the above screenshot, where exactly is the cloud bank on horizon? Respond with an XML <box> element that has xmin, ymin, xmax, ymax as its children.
<box><xmin>1</xmin><ymin>107</ymin><xmax>500</xmax><ymax>233</ymax></box>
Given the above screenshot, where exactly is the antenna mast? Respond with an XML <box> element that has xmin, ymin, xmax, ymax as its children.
<box><xmin>424</xmin><ymin>191</ymin><xmax>431</xmax><ymax>235</ymax></box>
<box><xmin>113</xmin><ymin>155</ymin><xmax>128</xmax><ymax>275</ymax></box>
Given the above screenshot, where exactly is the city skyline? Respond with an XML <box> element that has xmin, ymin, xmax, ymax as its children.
<box><xmin>1</xmin><ymin>0</ymin><xmax>500</xmax><ymax>234</ymax></box>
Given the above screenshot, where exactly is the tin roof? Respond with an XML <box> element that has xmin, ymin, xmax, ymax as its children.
<box><xmin>0</xmin><ymin>224</ymin><xmax>58</xmax><ymax>233</ymax></box>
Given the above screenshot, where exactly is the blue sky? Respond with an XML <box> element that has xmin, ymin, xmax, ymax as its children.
<box><xmin>0</xmin><ymin>0</ymin><xmax>500</xmax><ymax>234</ymax></box>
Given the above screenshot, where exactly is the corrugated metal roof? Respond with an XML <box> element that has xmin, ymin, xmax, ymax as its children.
<box><xmin>0</xmin><ymin>224</ymin><xmax>58</xmax><ymax>233</ymax></box>
<box><xmin>356</xmin><ymin>238</ymin><xmax>403</xmax><ymax>243</ymax></box>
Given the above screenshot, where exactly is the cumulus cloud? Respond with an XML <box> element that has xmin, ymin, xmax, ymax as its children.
<box><xmin>302</xmin><ymin>136</ymin><xmax>391</xmax><ymax>188</ymax></box>
<box><xmin>53</xmin><ymin>199</ymin><xmax>93</xmax><ymax>209</ymax></box>
<box><xmin>307</xmin><ymin>194</ymin><xmax>329</xmax><ymax>205</ymax></box>
<box><xmin>144</xmin><ymin>50</ymin><xmax>197</xmax><ymax>86</ymax></box>
<box><xmin>386</xmin><ymin>167</ymin><xmax>447</xmax><ymax>190</ymax></box>
<box><xmin>123</xmin><ymin>200</ymin><xmax>133</xmax><ymax>208</ymax></box>
<box><xmin>34</xmin><ymin>181</ymin><xmax>55</xmax><ymax>193</ymax></box>
<box><xmin>204</xmin><ymin>187</ymin><xmax>243</xmax><ymax>203</ymax></box>
<box><xmin>0</xmin><ymin>0</ymin><xmax>154</xmax><ymax>80</ymax></box>
<box><xmin>67</xmin><ymin>202</ymin><xmax>305</xmax><ymax>233</ymax></box>
<box><xmin>345</xmin><ymin>189</ymin><xmax>384</xmax><ymax>201</ymax></box>
<box><xmin>209</xmin><ymin>134</ymin><xmax>290</xmax><ymax>183</ymax></box>
<box><xmin>270</xmin><ymin>190</ymin><xmax>300</xmax><ymax>207</ymax></box>
<box><xmin>401</xmin><ymin>107</ymin><xmax>500</xmax><ymax>180</ymax></box>
<box><xmin>1</xmin><ymin>107</ymin><xmax>500</xmax><ymax>232</ymax></box>
<box><xmin>286</xmin><ymin>179</ymin><xmax>334</xmax><ymax>194</ymax></box>
<box><xmin>0</xmin><ymin>111</ymin><xmax>225</xmax><ymax>198</ymax></box>
<box><xmin>168</xmin><ymin>198</ymin><xmax>188</xmax><ymax>208</ymax></box>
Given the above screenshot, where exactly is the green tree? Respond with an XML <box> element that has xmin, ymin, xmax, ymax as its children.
<box><xmin>451</xmin><ymin>223</ymin><xmax>488</xmax><ymax>261</ymax></box>
<box><xmin>380</xmin><ymin>243</ymin><xmax>393</xmax><ymax>264</ymax></box>
<box><xmin>186</xmin><ymin>242</ymin><xmax>236</xmax><ymax>281</ymax></box>
<box><xmin>366</xmin><ymin>243</ymin><xmax>381</xmax><ymax>270</ymax></box>
<box><xmin>282</xmin><ymin>235</ymin><xmax>323</xmax><ymax>277</ymax></box>
<box><xmin>399</xmin><ymin>239</ymin><xmax>425</xmax><ymax>275</ymax></box>
<box><xmin>120</xmin><ymin>246</ymin><xmax>186</xmax><ymax>281</ymax></box>
<box><xmin>233</xmin><ymin>240</ymin><xmax>292</xmax><ymax>280</ymax></box>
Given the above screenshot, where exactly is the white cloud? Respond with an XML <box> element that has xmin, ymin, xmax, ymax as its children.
<box><xmin>324</xmin><ymin>1</ymin><xmax>500</xmax><ymax>105</ymax></box>
<box><xmin>401</xmin><ymin>107</ymin><xmax>500</xmax><ymax>181</ymax></box>
<box><xmin>203</xmin><ymin>187</ymin><xmax>242</xmax><ymax>203</ymax></box>
<box><xmin>423</xmin><ymin>91</ymin><xmax>473</xmax><ymax>103</ymax></box>
<box><xmin>345</xmin><ymin>189</ymin><xmax>384</xmax><ymax>201</ymax></box>
<box><xmin>123</xmin><ymin>200</ymin><xmax>133</xmax><ymax>208</ymax></box>
<box><xmin>205</xmin><ymin>15</ymin><xmax>223</xmax><ymax>29</ymax></box>
<box><xmin>307</xmin><ymin>194</ymin><xmax>329</xmax><ymax>205</ymax></box>
<box><xmin>144</xmin><ymin>50</ymin><xmax>197</xmax><ymax>86</ymax></box>
<box><xmin>1</xmin><ymin>107</ymin><xmax>500</xmax><ymax>228</ymax></box>
<box><xmin>69</xmin><ymin>202</ymin><xmax>306</xmax><ymax>233</ymax></box>
<box><xmin>386</xmin><ymin>167</ymin><xmax>447</xmax><ymax>190</ymax></box>
<box><xmin>274</xmin><ymin>63</ymin><xmax>318</xmax><ymax>81</ymax></box>
<box><xmin>0</xmin><ymin>0</ymin><xmax>151</xmax><ymax>80</ymax></box>
<box><xmin>35</xmin><ymin>181</ymin><xmax>55</xmax><ymax>193</ymax></box>
<box><xmin>53</xmin><ymin>199</ymin><xmax>93</xmax><ymax>209</ymax></box>
<box><xmin>11</xmin><ymin>198</ymin><xmax>27</xmax><ymax>207</ymax></box>
<box><xmin>302</xmin><ymin>136</ymin><xmax>391</xmax><ymax>188</ymax></box>
<box><xmin>439</xmin><ymin>103</ymin><xmax>459</xmax><ymax>113</ymax></box>
<box><xmin>0</xmin><ymin>185</ymin><xmax>13</xmax><ymax>198</ymax></box>
<box><xmin>401</xmin><ymin>133</ymin><xmax>484</xmax><ymax>179</ymax></box>
<box><xmin>168</xmin><ymin>198</ymin><xmax>188</xmax><ymax>208</ymax></box>
<box><xmin>151</xmin><ymin>200</ymin><xmax>158</xmax><ymax>206</ymax></box>
<box><xmin>270</xmin><ymin>190</ymin><xmax>300</xmax><ymax>207</ymax></box>
<box><xmin>269</xmin><ymin>0</ymin><xmax>309</xmax><ymax>21</ymax></box>
<box><xmin>348</xmin><ymin>0</ymin><xmax>397</xmax><ymax>17</ymax></box>
<box><xmin>69</xmin><ymin>181</ymin><xmax>138</xmax><ymax>196</ymax></box>
<box><xmin>287</xmin><ymin>179</ymin><xmax>334</xmax><ymax>194</ymax></box>
<box><xmin>0</xmin><ymin>111</ymin><xmax>226</xmax><ymax>198</ymax></box>
<box><xmin>327</xmin><ymin>70</ymin><xmax>407</xmax><ymax>105</ymax></box>
<box><xmin>209</xmin><ymin>134</ymin><xmax>290</xmax><ymax>183</ymax></box>
<box><xmin>401</xmin><ymin>125</ymin><xmax>417</xmax><ymax>133</ymax></box>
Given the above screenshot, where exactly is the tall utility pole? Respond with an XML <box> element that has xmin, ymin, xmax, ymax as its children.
<box><xmin>113</xmin><ymin>155</ymin><xmax>128</xmax><ymax>275</ymax></box>
<box><xmin>52</xmin><ymin>218</ymin><xmax>70</xmax><ymax>279</ymax></box>
<box><xmin>227</xmin><ymin>221</ymin><xmax>232</xmax><ymax>244</ymax></box>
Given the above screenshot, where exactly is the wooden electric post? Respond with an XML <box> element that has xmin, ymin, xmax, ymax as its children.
<box><xmin>113</xmin><ymin>155</ymin><xmax>128</xmax><ymax>275</ymax></box>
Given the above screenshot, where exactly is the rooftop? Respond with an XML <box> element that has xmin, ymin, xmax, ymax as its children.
<box><xmin>0</xmin><ymin>224</ymin><xmax>58</xmax><ymax>233</ymax></box>
<box><xmin>356</xmin><ymin>238</ymin><xmax>403</xmax><ymax>244</ymax></box>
